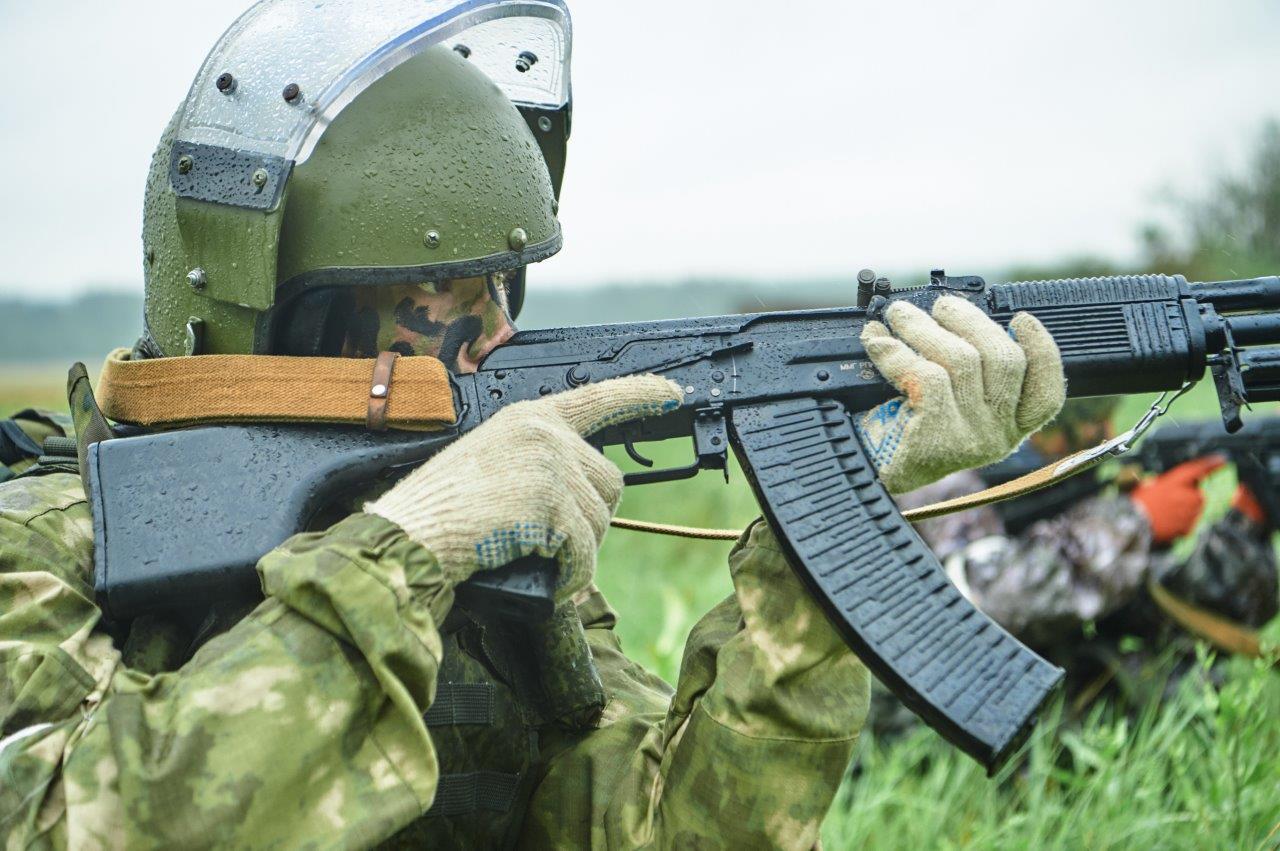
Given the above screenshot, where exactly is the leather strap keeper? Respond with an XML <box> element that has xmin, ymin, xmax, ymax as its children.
<box><xmin>97</xmin><ymin>348</ymin><xmax>457</xmax><ymax>431</ymax></box>
<box><xmin>366</xmin><ymin>351</ymin><xmax>400</xmax><ymax>432</ymax></box>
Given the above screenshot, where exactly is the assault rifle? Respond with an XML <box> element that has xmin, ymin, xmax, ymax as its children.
<box><xmin>85</xmin><ymin>271</ymin><xmax>1280</xmax><ymax>773</ymax></box>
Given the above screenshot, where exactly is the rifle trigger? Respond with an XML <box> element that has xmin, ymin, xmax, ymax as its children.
<box><xmin>622</xmin><ymin>411</ymin><xmax>729</xmax><ymax>486</ymax></box>
<box><xmin>624</xmin><ymin>440</ymin><xmax>655</xmax><ymax>468</ymax></box>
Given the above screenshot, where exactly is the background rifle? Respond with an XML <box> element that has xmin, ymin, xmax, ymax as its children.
<box><xmin>980</xmin><ymin>416</ymin><xmax>1280</xmax><ymax>533</ymax></box>
<box><xmin>85</xmin><ymin>271</ymin><xmax>1280</xmax><ymax>773</ymax></box>
<box><xmin>1138</xmin><ymin>417</ymin><xmax>1280</xmax><ymax>528</ymax></box>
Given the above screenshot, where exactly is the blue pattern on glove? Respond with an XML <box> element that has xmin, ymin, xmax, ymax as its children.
<box><xmin>854</xmin><ymin>397</ymin><xmax>912</xmax><ymax>471</ymax></box>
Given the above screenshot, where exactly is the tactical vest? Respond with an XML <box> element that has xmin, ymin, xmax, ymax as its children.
<box><xmin>383</xmin><ymin>604</ymin><xmax>606</xmax><ymax>849</ymax></box>
<box><xmin>0</xmin><ymin>408</ymin><xmax>77</xmax><ymax>480</ymax></box>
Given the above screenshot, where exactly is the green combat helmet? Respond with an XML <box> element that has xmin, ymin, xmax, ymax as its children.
<box><xmin>141</xmin><ymin>0</ymin><xmax>572</xmax><ymax>358</ymax></box>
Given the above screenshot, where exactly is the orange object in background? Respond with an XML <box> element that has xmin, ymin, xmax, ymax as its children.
<box><xmin>1231</xmin><ymin>483</ymin><xmax>1269</xmax><ymax>526</ymax></box>
<box><xmin>1130</xmin><ymin>456</ymin><xmax>1228</xmax><ymax>545</ymax></box>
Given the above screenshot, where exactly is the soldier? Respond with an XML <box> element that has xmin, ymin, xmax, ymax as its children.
<box><xmin>890</xmin><ymin>397</ymin><xmax>1279</xmax><ymax>725</ymax></box>
<box><xmin>0</xmin><ymin>3</ymin><xmax>1065</xmax><ymax>847</ymax></box>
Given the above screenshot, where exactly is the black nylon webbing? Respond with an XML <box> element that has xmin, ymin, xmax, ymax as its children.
<box><xmin>425</xmin><ymin>771</ymin><xmax>520</xmax><ymax>818</ymax></box>
<box><xmin>423</xmin><ymin>683</ymin><xmax>495</xmax><ymax>727</ymax></box>
<box><xmin>0</xmin><ymin>420</ymin><xmax>42</xmax><ymax>465</ymax></box>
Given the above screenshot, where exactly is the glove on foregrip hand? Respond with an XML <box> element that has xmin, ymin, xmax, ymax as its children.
<box><xmin>366</xmin><ymin>374</ymin><xmax>682</xmax><ymax>600</ymax></box>
<box><xmin>856</xmin><ymin>296</ymin><xmax>1066</xmax><ymax>494</ymax></box>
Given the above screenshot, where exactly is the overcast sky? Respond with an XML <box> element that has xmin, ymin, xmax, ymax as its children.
<box><xmin>2</xmin><ymin>1</ymin><xmax>1278</xmax><ymax>299</ymax></box>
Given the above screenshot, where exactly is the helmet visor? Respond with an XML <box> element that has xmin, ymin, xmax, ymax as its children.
<box><xmin>177</xmin><ymin>0</ymin><xmax>571</xmax><ymax>166</ymax></box>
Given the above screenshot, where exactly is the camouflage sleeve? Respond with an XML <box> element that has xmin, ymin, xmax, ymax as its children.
<box><xmin>521</xmin><ymin>520</ymin><xmax>870</xmax><ymax>849</ymax></box>
<box><xmin>954</xmin><ymin>494</ymin><xmax>1153</xmax><ymax>646</ymax></box>
<box><xmin>1</xmin><ymin>473</ymin><xmax>450</xmax><ymax>848</ymax></box>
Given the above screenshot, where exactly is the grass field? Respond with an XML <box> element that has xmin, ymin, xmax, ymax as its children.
<box><xmin>0</xmin><ymin>364</ymin><xmax>68</xmax><ymax>417</ymax></box>
<box><xmin>2</xmin><ymin>367</ymin><xmax>1277</xmax><ymax>847</ymax></box>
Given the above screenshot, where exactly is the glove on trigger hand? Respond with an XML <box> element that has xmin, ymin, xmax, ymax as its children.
<box><xmin>1131</xmin><ymin>456</ymin><xmax>1227</xmax><ymax>545</ymax></box>
<box><xmin>365</xmin><ymin>374</ymin><xmax>682</xmax><ymax>601</ymax></box>
<box><xmin>855</xmin><ymin>296</ymin><xmax>1066</xmax><ymax>494</ymax></box>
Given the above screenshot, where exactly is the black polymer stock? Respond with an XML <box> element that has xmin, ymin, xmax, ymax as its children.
<box><xmin>86</xmin><ymin>271</ymin><xmax>1280</xmax><ymax>773</ymax></box>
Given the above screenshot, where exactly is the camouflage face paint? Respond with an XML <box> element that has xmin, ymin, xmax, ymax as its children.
<box><xmin>342</xmin><ymin>273</ymin><xmax>516</xmax><ymax>373</ymax></box>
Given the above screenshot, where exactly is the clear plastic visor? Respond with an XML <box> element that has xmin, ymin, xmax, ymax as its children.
<box><xmin>177</xmin><ymin>0</ymin><xmax>571</xmax><ymax>165</ymax></box>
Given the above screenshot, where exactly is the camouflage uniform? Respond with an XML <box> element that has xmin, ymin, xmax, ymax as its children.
<box><xmin>0</xmin><ymin>462</ymin><xmax>869</xmax><ymax>848</ymax></box>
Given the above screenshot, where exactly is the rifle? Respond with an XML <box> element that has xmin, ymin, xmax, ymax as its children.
<box><xmin>84</xmin><ymin>270</ymin><xmax>1280</xmax><ymax>773</ymax></box>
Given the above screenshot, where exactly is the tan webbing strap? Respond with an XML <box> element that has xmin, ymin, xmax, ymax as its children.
<box><xmin>97</xmin><ymin>349</ymin><xmax>457</xmax><ymax>430</ymax></box>
<box><xmin>1146</xmin><ymin>578</ymin><xmax>1270</xmax><ymax>660</ymax></box>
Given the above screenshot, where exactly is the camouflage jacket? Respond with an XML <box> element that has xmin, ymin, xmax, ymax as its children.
<box><xmin>0</xmin><ymin>470</ymin><xmax>869</xmax><ymax>849</ymax></box>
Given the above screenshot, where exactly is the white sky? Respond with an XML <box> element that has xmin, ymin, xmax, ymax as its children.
<box><xmin>1</xmin><ymin>1</ymin><xmax>1278</xmax><ymax>298</ymax></box>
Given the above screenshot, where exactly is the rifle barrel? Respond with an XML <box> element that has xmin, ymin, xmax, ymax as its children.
<box><xmin>1188</xmin><ymin>275</ymin><xmax>1280</xmax><ymax>311</ymax></box>
<box><xmin>1226</xmin><ymin>313</ymin><xmax>1280</xmax><ymax>346</ymax></box>
<box><xmin>1243</xmin><ymin>346</ymin><xmax>1280</xmax><ymax>402</ymax></box>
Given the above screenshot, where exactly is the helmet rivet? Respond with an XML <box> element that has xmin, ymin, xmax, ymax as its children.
<box><xmin>537</xmin><ymin>115</ymin><xmax>553</xmax><ymax>133</ymax></box>
<box><xmin>177</xmin><ymin>154</ymin><xmax>194</xmax><ymax>175</ymax></box>
<box><xmin>515</xmin><ymin>51</ymin><xmax>538</xmax><ymax>73</ymax></box>
<box><xmin>186</xmin><ymin>268</ymin><xmax>207</xmax><ymax>291</ymax></box>
<box><xmin>215</xmin><ymin>72</ymin><xmax>236</xmax><ymax>94</ymax></box>
<box><xmin>252</xmin><ymin>168</ymin><xmax>269</xmax><ymax>189</ymax></box>
<box><xmin>424</xmin><ymin>230</ymin><xmax>442</xmax><ymax>249</ymax></box>
<box><xmin>282</xmin><ymin>82</ymin><xmax>302</xmax><ymax>104</ymax></box>
<box><xmin>508</xmin><ymin>227</ymin><xmax>528</xmax><ymax>251</ymax></box>
<box><xmin>453</xmin><ymin>44</ymin><xmax>471</xmax><ymax>59</ymax></box>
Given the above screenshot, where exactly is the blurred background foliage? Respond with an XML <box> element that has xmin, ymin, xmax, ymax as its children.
<box><xmin>3</xmin><ymin>123</ymin><xmax>1280</xmax><ymax>847</ymax></box>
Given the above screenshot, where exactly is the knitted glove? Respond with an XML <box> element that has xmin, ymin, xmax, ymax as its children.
<box><xmin>855</xmin><ymin>296</ymin><xmax>1066</xmax><ymax>494</ymax></box>
<box><xmin>366</xmin><ymin>374</ymin><xmax>682</xmax><ymax>599</ymax></box>
<box><xmin>1130</xmin><ymin>456</ymin><xmax>1226</xmax><ymax>545</ymax></box>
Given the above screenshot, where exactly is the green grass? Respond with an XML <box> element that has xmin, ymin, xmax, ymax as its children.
<box><xmin>2</xmin><ymin>369</ymin><xmax>1278</xmax><ymax>848</ymax></box>
<box><xmin>824</xmin><ymin>642</ymin><xmax>1280</xmax><ymax>849</ymax></box>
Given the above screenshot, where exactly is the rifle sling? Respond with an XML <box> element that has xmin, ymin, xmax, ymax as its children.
<box><xmin>610</xmin><ymin>444</ymin><xmax>1113</xmax><ymax>538</ymax></box>
<box><xmin>95</xmin><ymin>348</ymin><xmax>457</xmax><ymax>430</ymax></box>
